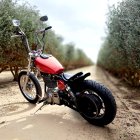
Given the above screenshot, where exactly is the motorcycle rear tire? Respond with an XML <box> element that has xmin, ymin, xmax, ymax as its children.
<box><xmin>18</xmin><ymin>71</ymin><xmax>42</xmax><ymax>104</ymax></box>
<box><xmin>76</xmin><ymin>80</ymin><xmax>117</xmax><ymax>126</ymax></box>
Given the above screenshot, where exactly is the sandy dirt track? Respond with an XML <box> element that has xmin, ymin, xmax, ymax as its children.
<box><xmin>0</xmin><ymin>65</ymin><xmax>140</xmax><ymax>140</ymax></box>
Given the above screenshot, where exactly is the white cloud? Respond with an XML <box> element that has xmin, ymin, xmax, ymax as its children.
<box><xmin>27</xmin><ymin>0</ymin><xmax>121</xmax><ymax>63</ymax></box>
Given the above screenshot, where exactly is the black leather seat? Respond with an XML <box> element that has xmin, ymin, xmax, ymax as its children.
<box><xmin>62</xmin><ymin>72</ymin><xmax>83</xmax><ymax>81</ymax></box>
<box><xmin>62</xmin><ymin>73</ymin><xmax>73</xmax><ymax>80</ymax></box>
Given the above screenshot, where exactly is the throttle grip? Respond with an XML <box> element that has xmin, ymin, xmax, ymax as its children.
<box><xmin>45</xmin><ymin>26</ymin><xmax>52</xmax><ymax>31</ymax></box>
<box><xmin>36</xmin><ymin>26</ymin><xmax>52</xmax><ymax>34</ymax></box>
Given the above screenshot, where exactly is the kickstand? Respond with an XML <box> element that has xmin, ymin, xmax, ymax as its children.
<box><xmin>34</xmin><ymin>101</ymin><xmax>48</xmax><ymax>114</ymax></box>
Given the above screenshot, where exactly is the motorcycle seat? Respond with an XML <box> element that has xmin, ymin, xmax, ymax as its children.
<box><xmin>62</xmin><ymin>73</ymin><xmax>73</xmax><ymax>80</ymax></box>
<box><xmin>62</xmin><ymin>72</ymin><xmax>84</xmax><ymax>81</ymax></box>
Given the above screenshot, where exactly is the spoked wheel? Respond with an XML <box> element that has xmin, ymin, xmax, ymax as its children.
<box><xmin>18</xmin><ymin>71</ymin><xmax>42</xmax><ymax>104</ymax></box>
<box><xmin>76</xmin><ymin>80</ymin><xmax>117</xmax><ymax>126</ymax></box>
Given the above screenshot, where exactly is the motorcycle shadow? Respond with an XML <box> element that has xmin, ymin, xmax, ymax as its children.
<box><xmin>0</xmin><ymin>81</ymin><xmax>17</xmax><ymax>89</ymax></box>
<box><xmin>0</xmin><ymin>101</ymin><xmax>36</xmax><ymax>117</ymax></box>
<box><xmin>0</xmin><ymin>112</ymin><xmax>112</xmax><ymax>140</ymax></box>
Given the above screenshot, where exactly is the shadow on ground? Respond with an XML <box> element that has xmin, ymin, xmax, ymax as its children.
<box><xmin>0</xmin><ymin>112</ymin><xmax>112</xmax><ymax>140</ymax></box>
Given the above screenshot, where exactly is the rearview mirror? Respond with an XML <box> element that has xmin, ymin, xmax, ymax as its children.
<box><xmin>40</xmin><ymin>16</ymin><xmax>48</xmax><ymax>22</ymax></box>
<box><xmin>12</xmin><ymin>19</ymin><xmax>20</xmax><ymax>27</ymax></box>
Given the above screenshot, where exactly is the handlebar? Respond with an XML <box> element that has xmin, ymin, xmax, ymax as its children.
<box><xmin>36</xmin><ymin>26</ymin><xmax>52</xmax><ymax>34</ymax></box>
<box><xmin>11</xmin><ymin>34</ymin><xmax>23</xmax><ymax>38</ymax></box>
<box><xmin>45</xmin><ymin>26</ymin><xmax>52</xmax><ymax>31</ymax></box>
<box><xmin>11</xmin><ymin>23</ymin><xmax>52</xmax><ymax>55</ymax></box>
<box><xmin>11</xmin><ymin>30</ymin><xmax>25</xmax><ymax>38</ymax></box>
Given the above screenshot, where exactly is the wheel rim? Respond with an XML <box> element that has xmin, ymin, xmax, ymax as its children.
<box><xmin>20</xmin><ymin>75</ymin><xmax>37</xmax><ymax>100</ymax></box>
<box><xmin>79</xmin><ymin>90</ymin><xmax>105</xmax><ymax>119</ymax></box>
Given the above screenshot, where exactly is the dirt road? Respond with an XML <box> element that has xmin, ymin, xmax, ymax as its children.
<box><xmin>0</xmin><ymin>66</ymin><xmax>139</xmax><ymax>140</ymax></box>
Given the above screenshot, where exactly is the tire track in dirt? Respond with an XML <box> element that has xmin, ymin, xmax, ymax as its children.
<box><xmin>94</xmin><ymin>67</ymin><xmax>140</xmax><ymax>140</ymax></box>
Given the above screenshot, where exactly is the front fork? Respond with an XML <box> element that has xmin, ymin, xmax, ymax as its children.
<box><xmin>23</xmin><ymin>56</ymin><xmax>32</xmax><ymax>90</ymax></box>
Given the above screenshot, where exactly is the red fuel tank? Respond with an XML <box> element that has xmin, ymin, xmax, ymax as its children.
<box><xmin>34</xmin><ymin>55</ymin><xmax>64</xmax><ymax>74</ymax></box>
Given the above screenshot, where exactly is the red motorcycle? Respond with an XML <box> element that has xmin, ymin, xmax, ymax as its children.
<box><xmin>12</xmin><ymin>16</ymin><xmax>116</xmax><ymax>126</ymax></box>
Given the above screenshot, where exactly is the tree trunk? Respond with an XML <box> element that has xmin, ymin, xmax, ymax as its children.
<box><xmin>10</xmin><ymin>66</ymin><xmax>19</xmax><ymax>81</ymax></box>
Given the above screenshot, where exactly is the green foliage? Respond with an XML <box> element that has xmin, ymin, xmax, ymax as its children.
<box><xmin>0</xmin><ymin>0</ymin><xmax>42</xmax><ymax>80</ymax></box>
<box><xmin>0</xmin><ymin>0</ymin><xmax>93</xmax><ymax>80</ymax></box>
<box><xmin>63</xmin><ymin>43</ymin><xmax>75</xmax><ymax>69</ymax></box>
<box><xmin>97</xmin><ymin>0</ymin><xmax>140</xmax><ymax>86</ymax></box>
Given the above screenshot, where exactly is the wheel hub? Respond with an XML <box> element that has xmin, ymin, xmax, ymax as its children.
<box><xmin>78</xmin><ymin>93</ymin><xmax>103</xmax><ymax>118</ymax></box>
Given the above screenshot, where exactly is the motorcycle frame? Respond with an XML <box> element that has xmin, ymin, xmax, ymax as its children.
<box><xmin>12</xmin><ymin>19</ymin><xmax>90</xmax><ymax>107</ymax></box>
<box><xmin>15</xmin><ymin>26</ymin><xmax>74</xmax><ymax>102</ymax></box>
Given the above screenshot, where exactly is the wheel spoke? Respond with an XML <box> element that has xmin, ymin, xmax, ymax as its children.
<box><xmin>20</xmin><ymin>75</ymin><xmax>36</xmax><ymax>100</ymax></box>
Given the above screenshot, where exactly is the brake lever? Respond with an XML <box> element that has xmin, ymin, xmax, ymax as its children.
<box><xmin>11</xmin><ymin>34</ymin><xmax>22</xmax><ymax>38</ymax></box>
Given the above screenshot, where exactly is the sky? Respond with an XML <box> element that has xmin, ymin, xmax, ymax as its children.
<box><xmin>27</xmin><ymin>0</ymin><xmax>121</xmax><ymax>63</ymax></box>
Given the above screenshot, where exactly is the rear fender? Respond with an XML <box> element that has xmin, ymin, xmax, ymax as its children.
<box><xmin>68</xmin><ymin>72</ymin><xmax>90</xmax><ymax>83</ymax></box>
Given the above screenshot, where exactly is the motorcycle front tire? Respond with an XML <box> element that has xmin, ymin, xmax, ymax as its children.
<box><xmin>18</xmin><ymin>71</ymin><xmax>42</xmax><ymax>104</ymax></box>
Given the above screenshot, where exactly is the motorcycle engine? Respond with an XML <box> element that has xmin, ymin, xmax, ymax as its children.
<box><xmin>42</xmin><ymin>74</ymin><xmax>57</xmax><ymax>88</ymax></box>
<box><xmin>52</xmin><ymin>88</ymin><xmax>60</xmax><ymax>104</ymax></box>
<box><xmin>46</xmin><ymin>88</ymin><xmax>60</xmax><ymax>104</ymax></box>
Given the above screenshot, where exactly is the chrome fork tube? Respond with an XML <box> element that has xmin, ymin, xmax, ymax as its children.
<box><xmin>27</xmin><ymin>56</ymin><xmax>31</xmax><ymax>74</ymax></box>
<box><xmin>23</xmin><ymin>56</ymin><xmax>31</xmax><ymax>90</ymax></box>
